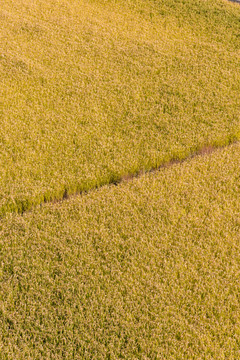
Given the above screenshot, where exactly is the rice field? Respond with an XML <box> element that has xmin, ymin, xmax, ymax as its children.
<box><xmin>1</xmin><ymin>0</ymin><xmax>240</xmax><ymax>358</ymax></box>
<box><xmin>1</xmin><ymin>0</ymin><xmax>240</xmax><ymax>215</ymax></box>
<box><xmin>1</xmin><ymin>142</ymin><xmax>240</xmax><ymax>359</ymax></box>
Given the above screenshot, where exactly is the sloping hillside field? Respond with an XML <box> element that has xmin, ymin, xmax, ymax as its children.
<box><xmin>1</xmin><ymin>143</ymin><xmax>240</xmax><ymax>358</ymax></box>
<box><xmin>1</xmin><ymin>0</ymin><xmax>240</xmax><ymax>215</ymax></box>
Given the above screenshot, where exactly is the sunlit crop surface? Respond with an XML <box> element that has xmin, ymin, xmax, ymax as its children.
<box><xmin>1</xmin><ymin>0</ymin><xmax>240</xmax><ymax>215</ymax></box>
<box><xmin>1</xmin><ymin>143</ymin><xmax>240</xmax><ymax>358</ymax></box>
<box><xmin>1</xmin><ymin>1</ymin><xmax>240</xmax><ymax>356</ymax></box>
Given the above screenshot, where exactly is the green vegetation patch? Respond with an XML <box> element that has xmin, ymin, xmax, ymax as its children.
<box><xmin>1</xmin><ymin>142</ymin><xmax>240</xmax><ymax>359</ymax></box>
<box><xmin>1</xmin><ymin>0</ymin><xmax>240</xmax><ymax>215</ymax></box>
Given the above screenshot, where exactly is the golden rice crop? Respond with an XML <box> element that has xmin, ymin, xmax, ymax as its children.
<box><xmin>1</xmin><ymin>0</ymin><xmax>240</xmax><ymax>215</ymax></box>
<box><xmin>0</xmin><ymin>142</ymin><xmax>240</xmax><ymax>359</ymax></box>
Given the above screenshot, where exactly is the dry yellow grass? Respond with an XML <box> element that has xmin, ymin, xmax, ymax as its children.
<box><xmin>0</xmin><ymin>142</ymin><xmax>240</xmax><ymax>359</ymax></box>
<box><xmin>1</xmin><ymin>0</ymin><xmax>240</xmax><ymax>215</ymax></box>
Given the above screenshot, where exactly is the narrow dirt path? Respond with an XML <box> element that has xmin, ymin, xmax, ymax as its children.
<box><xmin>4</xmin><ymin>138</ymin><xmax>237</xmax><ymax>218</ymax></box>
